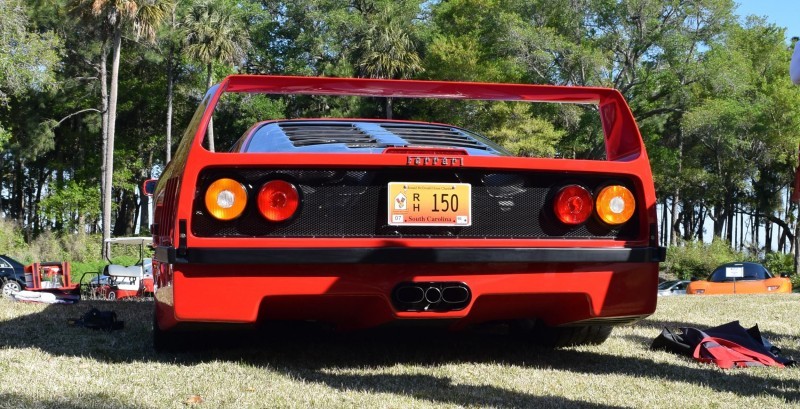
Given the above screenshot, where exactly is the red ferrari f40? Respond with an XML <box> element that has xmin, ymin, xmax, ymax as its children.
<box><xmin>150</xmin><ymin>75</ymin><xmax>664</xmax><ymax>350</ymax></box>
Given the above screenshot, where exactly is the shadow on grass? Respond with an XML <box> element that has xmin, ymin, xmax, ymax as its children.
<box><xmin>0</xmin><ymin>393</ymin><xmax>142</xmax><ymax>409</ymax></box>
<box><xmin>2</xmin><ymin>300</ymin><xmax>799</xmax><ymax>406</ymax></box>
<box><xmin>298</xmin><ymin>373</ymin><xmax>623</xmax><ymax>409</ymax></box>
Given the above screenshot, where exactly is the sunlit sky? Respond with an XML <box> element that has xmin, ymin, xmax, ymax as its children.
<box><xmin>735</xmin><ymin>0</ymin><xmax>798</xmax><ymax>41</ymax></box>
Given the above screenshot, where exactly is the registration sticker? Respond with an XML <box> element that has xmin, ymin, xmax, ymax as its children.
<box><xmin>725</xmin><ymin>266</ymin><xmax>744</xmax><ymax>278</ymax></box>
<box><xmin>388</xmin><ymin>182</ymin><xmax>471</xmax><ymax>226</ymax></box>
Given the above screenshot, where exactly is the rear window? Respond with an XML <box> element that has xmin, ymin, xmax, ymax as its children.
<box><xmin>211</xmin><ymin>93</ymin><xmax>605</xmax><ymax>159</ymax></box>
<box><xmin>658</xmin><ymin>280</ymin><xmax>678</xmax><ymax>290</ymax></box>
<box><xmin>0</xmin><ymin>256</ymin><xmax>23</xmax><ymax>270</ymax></box>
<box><xmin>708</xmin><ymin>264</ymin><xmax>771</xmax><ymax>282</ymax></box>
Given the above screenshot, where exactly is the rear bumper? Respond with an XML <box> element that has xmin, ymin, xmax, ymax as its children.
<box><xmin>155</xmin><ymin>256</ymin><xmax>660</xmax><ymax>332</ymax></box>
<box><xmin>156</xmin><ymin>246</ymin><xmax>666</xmax><ymax>264</ymax></box>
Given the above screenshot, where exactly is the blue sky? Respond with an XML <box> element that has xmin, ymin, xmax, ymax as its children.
<box><xmin>735</xmin><ymin>0</ymin><xmax>798</xmax><ymax>40</ymax></box>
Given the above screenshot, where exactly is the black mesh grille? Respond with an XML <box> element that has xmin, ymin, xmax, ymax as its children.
<box><xmin>279</xmin><ymin>123</ymin><xmax>379</xmax><ymax>147</ymax></box>
<box><xmin>379</xmin><ymin>124</ymin><xmax>491</xmax><ymax>150</ymax></box>
<box><xmin>191</xmin><ymin>168</ymin><xmax>639</xmax><ymax>239</ymax></box>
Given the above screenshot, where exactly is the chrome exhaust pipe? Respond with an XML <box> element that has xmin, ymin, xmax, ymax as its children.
<box><xmin>392</xmin><ymin>282</ymin><xmax>471</xmax><ymax>311</ymax></box>
<box><xmin>396</xmin><ymin>285</ymin><xmax>425</xmax><ymax>304</ymax></box>
<box><xmin>424</xmin><ymin>287</ymin><xmax>442</xmax><ymax>304</ymax></box>
<box><xmin>442</xmin><ymin>285</ymin><xmax>470</xmax><ymax>304</ymax></box>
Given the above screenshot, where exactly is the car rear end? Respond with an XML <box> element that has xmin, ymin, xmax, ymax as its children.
<box><xmin>151</xmin><ymin>76</ymin><xmax>663</xmax><ymax>348</ymax></box>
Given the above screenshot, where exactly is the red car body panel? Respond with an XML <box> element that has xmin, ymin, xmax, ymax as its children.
<box><xmin>152</xmin><ymin>75</ymin><xmax>662</xmax><ymax>333</ymax></box>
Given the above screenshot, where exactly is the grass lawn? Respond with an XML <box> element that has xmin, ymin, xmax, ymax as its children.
<box><xmin>0</xmin><ymin>294</ymin><xmax>798</xmax><ymax>408</ymax></box>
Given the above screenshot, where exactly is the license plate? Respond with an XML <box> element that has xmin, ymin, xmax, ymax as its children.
<box><xmin>388</xmin><ymin>182</ymin><xmax>471</xmax><ymax>226</ymax></box>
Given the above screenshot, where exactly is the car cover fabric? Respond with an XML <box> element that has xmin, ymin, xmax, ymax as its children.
<box><xmin>650</xmin><ymin>320</ymin><xmax>794</xmax><ymax>369</ymax></box>
<box><xmin>693</xmin><ymin>336</ymin><xmax>783</xmax><ymax>368</ymax></box>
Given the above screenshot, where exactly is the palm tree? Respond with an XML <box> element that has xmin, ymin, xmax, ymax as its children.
<box><xmin>163</xmin><ymin>0</ymin><xmax>188</xmax><ymax>163</ymax></box>
<box><xmin>182</xmin><ymin>0</ymin><xmax>250</xmax><ymax>152</ymax></box>
<box><xmin>73</xmin><ymin>0</ymin><xmax>172</xmax><ymax>259</ymax></box>
<box><xmin>354</xmin><ymin>4</ymin><xmax>423</xmax><ymax>119</ymax></box>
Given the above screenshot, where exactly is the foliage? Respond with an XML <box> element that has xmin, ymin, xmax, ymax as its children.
<box><xmin>664</xmin><ymin>240</ymin><xmax>752</xmax><ymax>280</ymax></box>
<box><xmin>484</xmin><ymin>103</ymin><xmax>564</xmax><ymax>157</ymax></box>
<box><xmin>0</xmin><ymin>218</ymin><xmax>28</xmax><ymax>261</ymax></box>
<box><xmin>38</xmin><ymin>181</ymin><xmax>101</xmax><ymax>233</ymax></box>
<box><xmin>353</xmin><ymin>2</ymin><xmax>423</xmax><ymax>80</ymax></box>
<box><xmin>762</xmin><ymin>252</ymin><xmax>794</xmax><ymax>276</ymax></box>
<box><xmin>0</xmin><ymin>1</ymin><xmax>62</xmax><ymax>103</ymax></box>
<box><xmin>1</xmin><ymin>0</ymin><xmax>800</xmax><ymax>270</ymax></box>
<box><xmin>182</xmin><ymin>0</ymin><xmax>250</xmax><ymax>83</ymax></box>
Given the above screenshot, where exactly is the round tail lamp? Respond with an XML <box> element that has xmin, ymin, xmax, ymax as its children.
<box><xmin>553</xmin><ymin>185</ymin><xmax>593</xmax><ymax>225</ymax></box>
<box><xmin>204</xmin><ymin>178</ymin><xmax>248</xmax><ymax>221</ymax></box>
<box><xmin>596</xmin><ymin>185</ymin><xmax>635</xmax><ymax>225</ymax></box>
<box><xmin>257</xmin><ymin>180</ymin><xmax>299</xmax><ymax>222</ymax></box>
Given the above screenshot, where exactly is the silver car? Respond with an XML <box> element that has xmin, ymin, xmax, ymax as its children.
<box><xmin>658</xmin><ymin>280</ymin><xmax>689</xmax><ymax>296</ymax></box>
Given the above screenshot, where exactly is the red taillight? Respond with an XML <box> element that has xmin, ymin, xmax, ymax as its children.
<box><xmin>554</xmin><ymin>185</ymin><xmax>593</xmax><ymax>225</ymax></box>
<box><xmin>257</xmin><ymin>180</ymin><xmax>299</xmax><ymax>222</ymax></box>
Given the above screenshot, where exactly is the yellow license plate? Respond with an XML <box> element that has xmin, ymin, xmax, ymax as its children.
<box><xmin>388</xmin><ymin>182</ymin><xmax>472</xmax><ymax>226</ymax></box>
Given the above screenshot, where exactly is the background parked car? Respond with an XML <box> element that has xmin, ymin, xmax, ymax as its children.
<box><xmin>0</xmin><ymin>255</ymin><xmax>26</xmax><ymax>296</ymax></box>
<box><xmin>658</xmin><ymin>280</ymin><xmax>689</xmax><ymax>296</ymax></box>
<box><xmin>686</xmin><ymin>262</ymin><xmax>792</xmax><ymax>295</ymax></box>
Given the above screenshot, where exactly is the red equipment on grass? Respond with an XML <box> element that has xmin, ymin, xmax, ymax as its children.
<box><xmin>150</xmin><ymin>75</ymin><xmax>665</xmax><ymax>350</ymax></box>
<box><xmin>20</xmin><ymin>261</ymin><xmax>80</xmax><ymax>302</ymax></box>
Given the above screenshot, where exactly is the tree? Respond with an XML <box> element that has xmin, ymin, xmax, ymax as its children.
<box><xmin>182</xmin><ymin>0</ymin><xmax>249</xmax><ymax>152</ymax></box>
<box><xmin>0</xmin><ymin>1</ymin><xmax>61</xmax><ymax>104</ymax></box>
<box><xmin>0</xmin><ymin>1</ymin><xmax>61</xmax><ymax>232</ymax></box>
<box><xmin>0</xmin><ymin>0</ymin><xmax>61</xmax><ymax>149</ymax></box>
<box><xmin>683</xmin><ymin>18</ymin><xmax>800</xmax><ymax>251</ymax></box>
<box><xmin>353</xmin><ymin>2</ymin><xmax>423</xmax><ymax>118</ymax></box>
<box><xmin>73</xmin><ymin>0</ymin><xmax>172</xmax><ymax>258</ymax></box>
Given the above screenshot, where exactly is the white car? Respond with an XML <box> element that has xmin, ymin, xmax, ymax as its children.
<box><xmin>658</xmin><ymin>280</ymin><xmax>689</xmax><ymax>296</ymax></box>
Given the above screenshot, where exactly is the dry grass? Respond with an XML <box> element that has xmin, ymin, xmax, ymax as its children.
<box><xmin>0</xmin><ymin>294</ymin><xmax>798</xmax><ymax>408</ymax></box>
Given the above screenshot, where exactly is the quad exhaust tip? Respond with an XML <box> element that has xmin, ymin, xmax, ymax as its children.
<box><xmin>392</xmin><ymin>282</ymin><xmax>471</xmax><ymax>311</ymax></box>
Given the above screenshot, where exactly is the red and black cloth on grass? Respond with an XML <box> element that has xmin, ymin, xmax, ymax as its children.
<box><xmin>651</xmin><ymin>321</ymin><xmax>795</xmax><ymax>369</ymax></box>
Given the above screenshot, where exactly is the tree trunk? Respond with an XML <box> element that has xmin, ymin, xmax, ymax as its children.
<box><xmin>113</xmin><ymin>190</ymin><xmax>137</xmax><ymax>237</ymax></box>
<box><xmin>765</xmin><ymin>218</ymin><xmax>772</xmax><ymax>254</ymax></box>
<box><xmin>670</xmin><ymin>191</ymin><xmax>680</xmax><ymax>245</ymax></box>
<box><xmin>166</xmin><ymin>46</ymin><xmax>174</xmax><ymax>162</ymax></box>
<box><xmin>660</xmin><ymin>199</ymin><xmax>668</xmax><ymax>246</ymax></box>
<box><xmin>739</xmin><ymin>207</ymin><xmax>744</xmax><ymax>251</ymax></box>
<box><xmin>712</xmin><ymin>204</ymin><xmax>724</xmax><ymax>239</ymax></box>
<box><xmin>682</xmin><ymin>201</ymin><xmax>693</xmax><ymax>241</ymax></box>
<box><xmin>13</xmin><ymin>158</ymin><xmax>23</xmax><ymax>223</ymax></box>
<box><xmin>24</xmin><ymin>178</ymin><xmax>33</xmax><ymax>241</ymax></box>
<box><xmin>103</xmin><ymin>24</ymin><xmax>122</xmax><ymax>260</ymax></box>
<box><xmin>32</xmin><ymin>169</ymin><xmax>47</xmax><ymax>236</ymax></box>
<box><xmin>100</xmin><ymin>39</ymin><xmax>109</xmax><ymax>257</ymax></box>
<box><xmin>696</xmin><ymin>204</ymin><xmax>705</xmax><ymax>242</ymax></box>
<box><xmin>725</xmin><ymin>200</ymin><xmax>734</xmax><ymax>243</ymax></box>
<box><xmin>165</xmin><ymin>8</ymin><xmax>176</xmax><ymax>163</ymax></box>
<box><xmin>205</xmin><ymin>63</ymin><xmax>215</xmax><ymax>152</ymax></box>
<box><xmin>671</xmin><ymin>135</ymin><xmax>683</xmax><ymax>244</ymax></box>
<box><xmin>795</xmin><ymin>205</ymin><xmax>800</xmax><ymax>275</ymax></box>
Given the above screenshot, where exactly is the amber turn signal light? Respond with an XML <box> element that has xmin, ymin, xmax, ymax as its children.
<box><xmin>595</xmin><ymin>185</ymin><xmax>635</xmax><ymax>225</ymax></box>
<box><xmin>204</xmin><ymin>178</ymin><xmax>248</xmax><ymax>221</ymax></box>
<box><xmin>257</xmin><ymin>180</ymin><xmax>299</xmax><ymax>222</ymax></box>
<box><xmin>554</xmin><ymin>185</ymin><xmax>593</xmax><ymax>225</ymax></box>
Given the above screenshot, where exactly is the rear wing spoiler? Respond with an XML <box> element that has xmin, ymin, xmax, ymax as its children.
<box><xmin>189</xmin><ymin>75</ymin><xmax>645</xmax><ymax>162</ymax></box>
